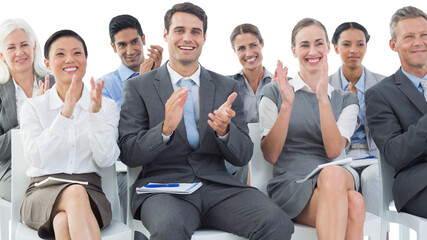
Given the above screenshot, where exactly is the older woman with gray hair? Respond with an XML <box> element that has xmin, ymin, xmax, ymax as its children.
<box><xmin>0</xmin><ymin>18</ymin><xmax>53</xmax><ymax>201</ymax></box>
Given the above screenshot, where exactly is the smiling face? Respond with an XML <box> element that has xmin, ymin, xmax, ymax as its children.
<box><xmin>390</xmin><ymin>17</ymin><xmax>427</xmax><ymax>75</ymax></box>
<box><xmin>0</xmin><ymin>29</ymin><xmax>36</xmax><ymax>76</ymax></box>
<box><xmin>164</xmin><ymin>12</ymin><xmax>206</xmax><ymax>71</ymax></box>
<box><xmin>233</xmin><ymin>33</ymin><xmax>264</xmax><ymax>71</ymax></box>
<box><xmin>111</xmin><ymin>28</ymin><xmax>145</xmax><ymax>72</ymax></box>
<box><xmin>45</xmin><ymin>36</ymin><xmax>87</xmax><ymax>84</ymax></box>
<box><xmin>291</xmin><ymin>24</ymin><xmax>330</xmax><ymax>74</ymax></box>
<box><xmin>334</xmin><ymin>28</ymin><xmax>367</xmax><ymax>70</ymax></box>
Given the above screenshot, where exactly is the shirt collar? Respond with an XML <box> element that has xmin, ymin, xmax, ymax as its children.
<box><xmin>339</xmin><ymin>67</ymin><xmax>366</xmax><ymax>93</ymax></box>
<box><xmin>402</xmin><ymin>68</ymin><xmax>427</xmax><ymax>88</ymax></box>
<box><xmin>12</xmin><ymin>76</ymin><xmax>39</xmax><ymax>92</ymax></box>
<box><xmin>238</xmin><ymin>67</ymin><xmax>273</xmax><ymax>80</ymax></box>
<box><xmin>49</xmin><ymin>83</ymin><xmax>90</xmax><ymax>110</ymax></box>
<box><xmin>118</xmin><ymin>63</ymin><xmax>138</xmax><ymax>82</ymax></box>
<box><xmin>167</xmin><ymin>62</ymin><xmax>201</xmax><ymax>87</ymax></box>
<box><xmin>290</xmin><ymin>73</ymin><xmax>333</xmax><ymax>98</ymax></box>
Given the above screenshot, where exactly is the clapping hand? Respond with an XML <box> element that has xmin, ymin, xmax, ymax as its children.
<box><xmin>316</xmin><ymin>53</ymin><xmax>329</xmax><ymax>102</ymax></box>
<box><xmin>37</xmin><ymin>75</ymin><xmax>50</xmax><ymax>96</ymax></box>
<box><xmin>139</xmin><ymin>45</ymin><xmax>163</xmax><ymax>74</ymax></box>
<box><xmin>61</xmin><ymin>75</ymin><xmax>79</xmax><ymax>118</ymax></box>
<box><xmin>90</xmin><ymin>77</ymin><xmax>103</xmax><ymax>113</ymax></box>
<box><xmin>274</xmin><ymin>60</ymin><xmax>294</xmax><ymax>107</ymax></box>
<box><xmin>208</xmin><ymin>92</ymin><xmax>237</xmax><ymax>136</ymax></box>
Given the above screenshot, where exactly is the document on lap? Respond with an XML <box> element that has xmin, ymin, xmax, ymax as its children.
<box><xmin>296</xmin><ymin>157</ymin><xmax>353</xmax><ymax>183</ymax></box>
<box><xmin>349</xmin><ymin>156</ymin><xmax>378</xmax><ymax>168</ymax></box>
<box><xmin>35</xmin><ymin>177</ymin><xmax>88</xmax><ymax>187</ymax></box>
<box><xmin>136</xmin><ymin>182</ymin><xmax>203</xmax><ymax>194</ymax></box>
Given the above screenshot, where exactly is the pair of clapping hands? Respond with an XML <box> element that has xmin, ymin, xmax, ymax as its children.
<box><xmin>38</xmin><ymin>75</ymin><xmax>104</xmax><ymax>119</ymax></box>
<box><xmin>273</xmin><ymin>53</ymin><xmax>330</xmax><ymax>107</ymax></box>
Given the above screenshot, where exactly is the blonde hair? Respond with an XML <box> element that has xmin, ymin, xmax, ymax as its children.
<box><xmin>0</xmin><ymin>18</ymin><xmax>48</xmax><ymax>84</ymax></box>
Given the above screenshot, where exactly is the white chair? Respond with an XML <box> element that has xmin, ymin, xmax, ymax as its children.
<box><xmin>126</xmin><ymin>167</ymin><xmax>246</xmax><ymax>240</ymax></box>
<box><xmin>247</xmin><ymin>123</ymin><xmax>381</xmax><ymax>240</ymax></box>
<box><xmin>378</xmin><ymin>153</ymin><xmax>427</xmax><ymax>240</ymax></box>
<box><xmin>10</xmin><ymin>129</ymin><xmax>132</xmax><ymax>240</ymax></box>
<box><xmin>0</xmin><ymin>198</ymin><xmax>10</xmax><ymax>240</ymax></box>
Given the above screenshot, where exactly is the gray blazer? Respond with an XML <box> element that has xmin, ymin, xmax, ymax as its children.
<box><xmin>366</xmin><ymin>68</ymin><xmax>427</xmax><ymax>211</ymax></box>
<box><xmin>329</xmin><ymin>67</ymin><xmax>384</xmax><ymax>156</ymax></box>
<box><xmin>118</xmin><ymin>63</ymin><xmax>254</xmax><ymax>217</ymax></box>
<box><xmin>0</xmin><ymin>75</ymin><xmax>54</xmax><ymax>181</ymax></box>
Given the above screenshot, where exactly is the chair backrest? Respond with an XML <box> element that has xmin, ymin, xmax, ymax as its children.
<box><xmin>126</xmin><ymin>166</ymin><xmax>144</xmax><ymax>233</ymax></box>
<box><xmin>11</xmin><ymin>129</ymin><xmax>29</xmax><ymax>237</ymax></box>
<box><xmin>247</xmin><ymin>123</ymin><xmax>273</xmax><ymax>194</ymax></box>
<box><xmin>10</xmin><ymin>129</ymin><xmax>122</xmax><ymax>231</ymax></box>
<box><xmin>378</xmin><ymin>153</ymin><xmax>395</xmax><ymax>216</ymax></box>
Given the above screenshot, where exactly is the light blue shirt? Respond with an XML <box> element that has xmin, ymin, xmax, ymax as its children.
<box><xmin>401</xmin><ymin>68</ymin><xmax>427</xmax><ymax>94</ymax></box>
<box><xmin>340</xmin><ymin>67</ymin><xmax>366</xmax><ymax>144</ymax></box>
<box><xmin>96</xmin><ymin>63</ymin><xmax>138</xmax><ymax>109</ymax></box>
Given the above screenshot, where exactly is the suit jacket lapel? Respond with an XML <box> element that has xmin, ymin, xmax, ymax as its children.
<box><xmin>153</xmin><ymin>64</ymin><xmax>190</xmax><ymax>146</ymax></box>
<box><xmin>198</xmin><ymin>66</ymin><xmax>215</xmax><ymax>143</ymax></box>
<box><xmin>395</xmin><ymin>69</ymin><xmax>427</xmax><ymax>114</ymax></box>
<box><xmin>329</xmin><ymin>70</ymin><xmax>342</xmax><ymax>89</ymax></box>
<box><xmin>0</xmin><ymin>78</ymin><xmax>18</xmax><ymax>129</ymax></box>
<box><xmin>365</xmin><ymin>68</ymin><xmax>380</xmax><ymax>90</ymax></box>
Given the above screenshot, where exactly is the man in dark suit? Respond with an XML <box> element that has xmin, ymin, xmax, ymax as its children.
<box><xmin>365</xmin><ymin>6</ymin><xmax>427</xmax><ymax>218</ymax></box>
<box><xmin>118</xmin><ymin>2</ymin><xmax>293</xmax><ymax>239</ymax></box>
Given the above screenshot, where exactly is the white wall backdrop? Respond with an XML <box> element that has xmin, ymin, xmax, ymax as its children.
<box><xmin>2</xmin><ymin>0</ymin><xmax>426</xmax><ymax>84</ymax></box>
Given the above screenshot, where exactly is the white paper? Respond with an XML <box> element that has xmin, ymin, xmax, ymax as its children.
<box><xmin>296</xmin><ymin>157</ymin><xmax>353</xmax><ymax>183</ymax></box>
<box><xmin>136</xmin><ymin>182</ymin><xmax>202</xmax><ymax>194</ymax></box>
<box><xmin>35</xmin><ymin>176</ymin><xmax>88</xmax><ymax>187</ymax></box>
<box><xmin>349</xmin><ymin>158</ymin><xmax>378</xmax><ymax>168</ymax></box>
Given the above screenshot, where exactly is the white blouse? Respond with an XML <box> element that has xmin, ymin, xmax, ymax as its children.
<box><xmin>20</xmin><ymin>84</ymin><xmax>120</xmax><ymax>177</ymax></box>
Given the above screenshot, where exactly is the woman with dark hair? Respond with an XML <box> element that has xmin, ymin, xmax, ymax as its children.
<box><xmin>19</xmin><ymin>29</ymin><xmax>119</xmax><ymax>239</ymax></box>
<box><xmin>0</xmin><ymin>18</ymin><xmax>53</xmax><ymax>202</ymax></box>
<box><xmin>226</xmin><ymin>24</ymin><xmax>274</xmax><ymax>183</ymax></box>
<box><xmin>329</xmin><ymin>22</ymin><xmax>384</xmax><ymax>217</ymax></box>
<box><xmin>260</xmin><ymin>18</ymin><xmax>365</xmax><ymax>239</ymax></box>
<box><xmin>229</xmin><ymin>23</ymin><xmax>273</xmax><ymax>124</ymax></box>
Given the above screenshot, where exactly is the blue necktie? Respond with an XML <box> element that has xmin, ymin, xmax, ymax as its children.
<box><xmin>178</xmin><ymin>78</ymin><xmax>199</xmax><ymax>149</ymax></box>
<box><xmin>128</xmin><ymin>72</ymin><xmax>139</xmax><ymax>80</ymax></box>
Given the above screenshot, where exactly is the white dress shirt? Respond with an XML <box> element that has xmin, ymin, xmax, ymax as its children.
<box><xmin>20</xmin><ymin>84</ymin><xmax>120</xmax><ymax>177</ymax></box>
<box><xmin>259</xmin><ymin>74</ymin><xmax>359</xmax><ymax>144</ymax></box>
<box><xmin>12</xmin><ymin>77</ymin><xmax>39</xmax><ymax>123</ymax></box>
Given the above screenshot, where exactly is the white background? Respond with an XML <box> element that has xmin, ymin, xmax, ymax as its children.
<box><xmin>2</xmin><ymin>1</ymin><xmax>426</xmax><ymax>239</ymax></box>
<box><xmin>2</xmin><ymin>0</ymin><xmax>426</xmax><ymax>84</ymax></box>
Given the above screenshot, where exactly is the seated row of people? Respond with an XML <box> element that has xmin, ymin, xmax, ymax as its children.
<box><xmin>0</xmin><ymin>2</ymin><xmax>426</xmax><ymax>239</ymax></box>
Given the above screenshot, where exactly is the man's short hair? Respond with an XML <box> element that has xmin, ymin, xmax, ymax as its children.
<box><xmin>109</xmin><ymin>14</ymin><xmax>143</xmax><ymax>43</ymax></box>
<box><xmin>164</xmin><ymin>2</ymin><xmax>207</xmax><ymax>36</ymax></box>
<box><xmin>390</xmin><ymin>6</ymin><xmax>427</xmax><ymax>40</ymax></box>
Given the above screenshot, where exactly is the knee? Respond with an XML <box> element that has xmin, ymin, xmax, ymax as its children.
<box><xmin>256</xmin><ymin>207</ymin><xmax>294</xmax><ymax>239</ymax></box>
<box><xmin>317</xmin><ymin>165</ymin><xmax>349</xmax><ymax>193</ymax></box>
<box><xmin>60</xmin><ymin>184</ymin><xmax>90</xmax><ymax>208</ymax></box>
<box><xmin>52</xmin><ymin>211</ymin><xmax>68</xmax><ymax>233</ymax></box>
<box><xmin>348</xmin><ymin>191</ymin><xmax>366</xmax><ymax>223</ymax></box>
<box><xmin>146</xmin><ymin>213</ymin><xmax>193</xmax><ymax>239</ymax></box>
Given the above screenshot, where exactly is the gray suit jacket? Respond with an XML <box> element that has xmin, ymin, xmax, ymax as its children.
<box><xmin>118</xmin><ymin>64</ymin><xmax>254</xmax><ymax>218</ymax></box>
<box><xmin>365</xmin><ymin>68</ymin><xmax>427</xmax><ymax>211</ymax></box>
<box><xmin>329</xmin><ymin>67</ymin><xmax>384</xmax><ymax>156</ymax></box>
<box><xmin>0</xmin><ymin>75</ymin><xmax>54</xmax><ymax>180</ymax></box>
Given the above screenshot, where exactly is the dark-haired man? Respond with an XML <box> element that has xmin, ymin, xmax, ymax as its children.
<box><xmin>97</xmin><ymin>15</ymin><xmax>162</xmax><ymax>227</ymax></box>
<box><xmin>98</xmin><ymin>14</ymin><xmax>163</xmax><ymax>108</ymax></box>
<box><xmin>119</xmin><ymin>2</ymin><xmax>293</xmax><ymax>239</ymax></box>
